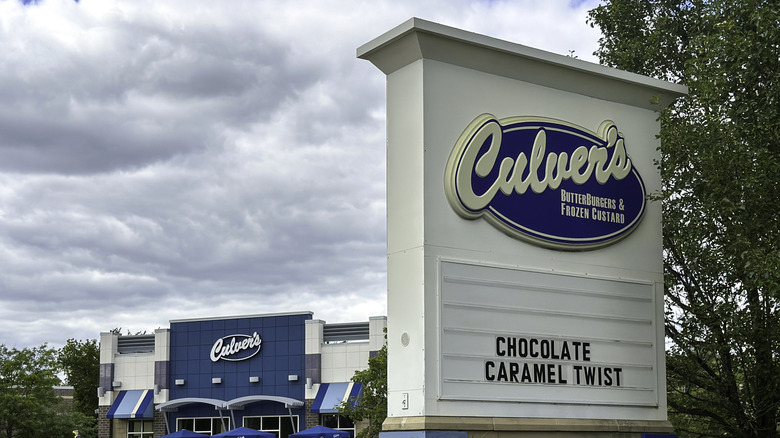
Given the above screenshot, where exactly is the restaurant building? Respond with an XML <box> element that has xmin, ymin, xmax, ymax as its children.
<box><xmin>98</xmin><ymin>312</ymin><xmax>386</xmax><ymax>438</ymax></box>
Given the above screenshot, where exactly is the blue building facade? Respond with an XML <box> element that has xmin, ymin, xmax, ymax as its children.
<box><xmin>165</xmin><ymin>313</ymin><xmax>309</xmax><ymax>434</ymax></box>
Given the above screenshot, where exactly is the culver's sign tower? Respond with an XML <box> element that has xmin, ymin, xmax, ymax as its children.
<box><xmin>358</xmin><ymin>18</ymin><xmax>686</xmax><ymax>438</ymax></box>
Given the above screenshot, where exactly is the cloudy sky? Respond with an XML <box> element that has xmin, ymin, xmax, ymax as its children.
<box><xmin>0</xmin><ymin>0</ymin><xmax>603</xmax><ymax>349</ymax></box>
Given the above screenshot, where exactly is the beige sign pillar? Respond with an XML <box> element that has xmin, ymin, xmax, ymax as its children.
<box><xmin>358</xmin><ymin>18</ymin><xmax>686</xmax><ymax>438</ymax></box>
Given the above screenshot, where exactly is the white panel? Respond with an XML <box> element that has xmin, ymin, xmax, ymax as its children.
<box><xmin>439</xmin><ymin>261</ymin><xmax>658</xmax><ymax>407</ymax></box>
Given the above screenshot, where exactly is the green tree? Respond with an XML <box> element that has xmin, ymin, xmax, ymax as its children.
<box><xmin>339</xmin><ymin>345</ymin><xmax>387</xmax><ymax>438</ymax></box>
<box><xmin>0</xmin><ymin>344</ymin><xmax>62</xmax><ymax>438</ymax></box>
<box><xmin>588</xmin><ymin>1</ymin><xmax>780</xmax><ymax>437</ymax></box>
<box><xmin>59</xmin><ymin>339</ymin><xmax>99</xmax><ymax>438</ymax></box>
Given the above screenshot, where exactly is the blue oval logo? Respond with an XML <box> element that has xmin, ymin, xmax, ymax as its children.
<box><xmin>444</xmin><ymin>114</ymin><xmax>646</xmax><ymax>250</ymax></box>
<box><xmin>209</xmin><ymin>332</ymin><xmax>262</xmax><ymax>362</ymax></box>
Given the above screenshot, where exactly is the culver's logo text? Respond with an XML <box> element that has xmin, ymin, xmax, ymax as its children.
<box><xmin>444</xmin><ymin>114</ymin><xmax>647</xmax><ymax>250</ymax></box>
<box><xmin>210</xmin><ymin>332</ymin><xmax>262</xmax><ymax>362</ymax></box>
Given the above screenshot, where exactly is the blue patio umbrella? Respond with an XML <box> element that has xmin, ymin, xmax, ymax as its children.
<box><xmin>161</xmin><ymin>430</ymin><xmax>210</xmax><ymax>438</ymax></box>
<box><xmin>212</xmin><ymin>427</ymin><xmax>276</xmax><ymax>438</ymax></box>
<box><xmin>290</xmin><ymin>425</ymin><xmax>351</xmax><ymax>438</ymax></box>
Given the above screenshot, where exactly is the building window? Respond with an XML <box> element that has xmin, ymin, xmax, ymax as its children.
<box><xmin>244</xmin><ymin>415</ymin><xmax>299</xmax><ymax>438</ymax></box>
<box><xmin>127</xmin><ymin>420</ymin><xmax>153</xmax><ymax>438</ymax></box>
<box><xmin>177</xmin><ymin>417</ymin><xmax>231</xmax><ymax>435</ymax></box>
<box><xmin>320</xmin><ymin>414</ymin><xmax>354</xmax><ymax>435</ymax></box>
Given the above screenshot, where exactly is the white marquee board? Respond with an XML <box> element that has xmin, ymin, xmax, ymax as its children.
<box><xmin>440</xmin><ymin>261</ymin><xmax>658</xmax><ymax>407</ymax></box>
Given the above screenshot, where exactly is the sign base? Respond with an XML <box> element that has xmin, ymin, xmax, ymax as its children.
<box><xmin>382</xmin><ymin>417</ymin><xmax>675</xmax><ymax>438</ymax></box>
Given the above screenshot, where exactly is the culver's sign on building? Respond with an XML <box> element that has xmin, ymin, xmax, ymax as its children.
<box><xmin>210</xmin><ymin>332</ymin><xmax>262</xmax><ymax>362</ymax></box>
<box><xmin>444</xmin><ymin>114</ymin><xmax>647</xmax><ymax>250</ymax></box>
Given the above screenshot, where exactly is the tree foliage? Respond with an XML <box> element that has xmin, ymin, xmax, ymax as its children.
<box><xmin>589</xmin><ymin>1</ymin><xmax>780</xmax><ymax>437</ymax></box>
<box><xmin>0</xmin><ymin>343</ymin><xmax>98</xmax><ymax>438</ymax></box>
<box><xmin>338</xmin><ymin>345</ymin><xmax>387</xmax><ymax>438</ymax></box>
<box><xmin>0</xmin><ymin>344</ymin><xmax>62</xmax><ymax>438</ymax></box>
<box><xmin>59</xmin><ymin>339</ymin><xmax>99</xmax><ymax>438</ymax></box>
<box><xmin>60</xmin><ymin>339</ymin><xmax>99</xmax><ymax>416</ymax></box>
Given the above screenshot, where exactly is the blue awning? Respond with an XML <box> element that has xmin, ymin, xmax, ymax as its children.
<box><xmin>107</xmin><ymin>389</ymin><xmax>154</xmax><ymax>419</ymax></box>
<box><xmin>311</xmin><ymin>382</ymin><xmax>362</xmax><ymax>413</ymax></box>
